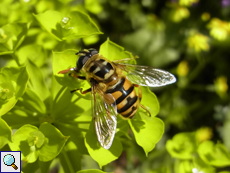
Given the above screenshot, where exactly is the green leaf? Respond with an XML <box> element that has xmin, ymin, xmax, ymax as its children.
<box><xmin>128</xmin><ymin>113</ymin><xmax>164</xmax><ymax>156</ymax></box>
<box><xmin>2</xmin><ymin>88</ymin><xmax>46</xmax><ymax>129</ymax></box>
<box><xmin>0</xmin><ymin>23</ymin><xmax>29</xmax><ymax>55</ymax></box>
<box><xmin>166</xmin><ymin>132</ymin><xmax>197</xmax><ymax>159</ymax></box>
<box><xmin>0</xmin><ymin>66</ymin><xmax>29</xmax><ymax>116</ymax></box>
<box><xmin>152</xmin><ymin>167</ymin><xmax>170</xmax><ymax>173</ymax></box>
<box><xmin>9</xmin><ymin>124</ymin><xmax>39</xmax><ymax>163</ymax></box>
<box><xmin>0</xmin><ymin>118</ymin><xmax>12</xmax><ymax>148</ymax></box>
<box><xmin>36</xmin><ymin>32</ymin><xmax>58</xmax><ymax>50</ymax></box>
<box><xmin>21</xmin><ymin>160</ymin><xmax>39</xmax><ymax>173</ymax></box>
<box><xmin>59</xmin><ymin>141</ymin><xmax>81</xmax><ymax>173</ymax></box>
<box><xmin>51</xmin><ymin>80</ymin><xmax>91</xmax><ymax>154</ymax></box>
<box><xmin>39</xmin><ymin>160</ymin><xmax>52</xmax><ymax>173</ymax></box>
<box><xmin>198</xmin><ymin>140</ymin><xmax>230</xmax><ymax>167</ymax></box>
<box><xmin>61</xmin><ymin>11</ymin><xmax>103</xmax><ymax>40</ymax></box>
<box><xmin>193</xmin><ymin>156</ymin><xmax>215</xmax><ymax>173</ymax></box>
<box><xmin>16</xmin><ymin>44</ymin><xmax>47</xmax><ymax>67</ymax></box>
<box><xmin>77</xmin><ymin>170</ymin><xmax>109</xmax><ymax>173</ymax></box>
<box><xmin>99</xmin><ymin>38</ymin><xmax>135</xmax><ymax>63</ymax></box>
<box><xmin>85</xmin><ymin>123</ymin><xmax>123</xmax><ymax>168</ymax></box>
<box><xmin>38</xmin><ymin>122</ymin><xmax>69</xmax><ymax>162</ymax></box>
<box><xmin>139</xmin><ymin>86</ymin><xmax>160</xmax><ymax>117</ymax></box>
<box><xmin>9</xmin><ymin>123</ymin><xmax>68</xmax><ymax>163</ymax></box>
<box><xmin>34</xmin><ymin>10</ymin><xmax>102</xmax><ymax>41</ymax></box>
<box><xmin>56</xmin><ymin>121</ymin><xmax>88</xmax><ymax>155</ymax></box>
<box><xmin>174</xmin><ymin>160</ymin><xmax>194</xmax><ymax>173</ymax></box>
<box><xmin>27</xmin><ymin>61</ymin><xmax>50</xmax><ymax>101</ymax></box>
<box><xmin>53</xmin><ymin>50</ymin><xmax>89</xmax><ymax>90</ymax></box>
<box><xmin>83</xmin><ymin>35</ymin><xmax>100</xmax><ymax>46</ymax></box>
<box><xmin>85</xmin><ymin>0</ymin><xmax>103</xmax><ymax>14</ymax></box>
<box><xmin>33</xmin><ymin>10</ymin><xmax>64</xmax><ymax>41</ymax></box>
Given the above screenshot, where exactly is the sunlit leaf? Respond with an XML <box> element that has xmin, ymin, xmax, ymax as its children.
<box><xmin>38</xmin><ymin>122</ymin><xmax>69</xmax><ymax>162</ymax></box>
<box><xmin>0</xmin><ymin>23</ymin><xmax>29</xmax><ymax>55</ymax></box>
<box><xmin>139</xmin><ymin>86</ymin><xmax>160</xmax><ymax>117</ymax></box>
<box><xmin>53</xmin><ymin>49</ymin><xmax>89</xmax><ymax>90</ymax></box>
<box><xmin>0</xmin><ymin>118</ymin><xmax>12</xmax><ymax>148</ymax></box>
<box><xmin>198</xmin><ymin>140</ymin><xmax>230</xmax><ymax>167</ymax></box>
<box><xmin>9</xmin><ymin>124</ymin><xmax>39</xmax><ymax>163</ymax></box>
<box><xmin>85</xmin><ymin>123</ymin><xmax>123</xmax><ymax>168</ymax></box>
<box><xmin>193</xmin><ymin>156</ymin><xmax>216</xmax><ymax>173</ymax></box>
<box><xmin>0</xmin><ymin>66</ymin><xmax>29</xmax><ymax>116</ymax></box>
<box><xmin>166</xmin><ymin>132</ymin><xmax>197</xmax><ymax>159</ymax></box>
<box><xmin>85</xmin><ymin>0</ymin><xmax>103</xmax><ymax>14</ymax></box>
<box><xmin>16</xmin><ymin>44</ymin><xmax>47</xmax><ymax>67</ymax></box>
<box><xmin>99</xmin><ymin>38</ymin><xmax>135</xmax><ymax>63</ymax></box>
<box><xmin>26</xmin><ymin>61</ymin><xmax>50</xmax><ymax>101</ymax></box>
<box><xmin>2</xmin><ymin>88</ymin><xmax>46</xmax><ymax>129</ymax></box>
<box><xmin>129</xmin><ymin>113</ymin><xmax>164</xmax><ymax>156</ymax></box>
<box><xmin>34</xmin><ymin>10</ymin><xmax>102</xmax><ymax>41</ymax></box>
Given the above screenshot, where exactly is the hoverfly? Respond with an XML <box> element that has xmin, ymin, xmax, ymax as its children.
<box><xmin>58</xmin><ymin>49</ymin><xmax>176</xmax><ymax>149</ymax></box>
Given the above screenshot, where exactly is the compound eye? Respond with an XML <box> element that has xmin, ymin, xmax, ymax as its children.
<box><xmin>77</xmin><ymin>56</ymin><xmax>89</xmax><ymax>70</ymax></box>
<box><xmin>90</xmin><ymin>50</ymin><xmax>98</xmax><ymax>56</ymax></box>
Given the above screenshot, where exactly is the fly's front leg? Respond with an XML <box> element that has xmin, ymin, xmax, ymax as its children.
<box><xmin>59</xmin><ymin>67</ymin><xmax>89</xmax><ymax>93</ymax></box>
<box><xmin>58</xmin><ymin>67</ymin><xmax>86</xmax><ymax>80</ymax></box>
<box><xmin>69</xmin><ymin>73</ymin><xmax>86</xmax><ymax>80</ymax></box>
<box><xmin>134</xmin><ymin>84</ymin><xmax>151</xmax><ymax>117</ymax></box>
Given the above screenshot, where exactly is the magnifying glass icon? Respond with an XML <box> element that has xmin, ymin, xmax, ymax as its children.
<box><xmin>3</xmin><ymin>154</ymin><xmax>18</xmax><ymax>170</ymax></box>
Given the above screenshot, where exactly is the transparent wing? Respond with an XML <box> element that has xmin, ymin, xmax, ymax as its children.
<box><xmin>115</xmin><ymin>63</ymin><xmax>177</xmax><ymax>87</ymax></box>
<box><xmin>91</xmin><ymin>80</ymin><xmax>117</xmax><ymax>149</ymax></box>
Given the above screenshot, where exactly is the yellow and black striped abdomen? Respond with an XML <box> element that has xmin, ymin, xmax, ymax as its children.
<box><xmin>106</xmin><ymin>77</ymin><xmax>139</xmax><ymax>119</ymax></box>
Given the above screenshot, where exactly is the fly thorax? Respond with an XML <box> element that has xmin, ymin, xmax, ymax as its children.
<box><xmin>88</xmin><ymin>59</ymin><xmax>115</xmax><ymax>82</ymax></box>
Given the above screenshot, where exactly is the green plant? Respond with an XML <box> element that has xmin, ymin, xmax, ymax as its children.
<box><xmin>0</xmin><ymin>7</ymin><xmax>164</xmax><ymax>173</ymax></box>
<box><xmin>1</xmin><ymin>0</ymin><xmax>230</xmax><ymax>173</ymax></box>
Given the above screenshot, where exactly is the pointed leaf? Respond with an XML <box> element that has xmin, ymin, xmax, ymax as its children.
<box><xmin>16</xmin><ymin>44</ymin><xmax>47</xmax><ymax>67</ymax></box>
<box><xmin>34</xmin><ymin>10</ymin><xmax>102</xmax><ymax>41</ymax></box>
<box><xmin>59</xmin><ymin>141</ymin><xmax>81</xmax><ymax>173</ymax></box>
<box><xmin>27</xmin><ymin>61</ymin><xmax>50</xmax><ymax>101</ymax></box>
<box><xmin>85</xmin><ymin>123</ymin><xmax>122</xmax><ymax>168</ymax></box>
<box><xmin>99</xmin><ymin>38</ymin><xmax>135</xmax><ymax>63</ymax></box>
<box><xmin>166</xmin><ymin>132</ymin><xmax>197</xmax><ymax>159</ymax></box>
<box><xmin>139</xmin><ymin>86</ymin><xmax>160</xmax><ymax>117</ymax></box>
<box><xmin>0</xmin><ymin>118</ymin><xmax>12</xmax><ymax>148</ymax></box>
<box><xmin>128</xmin><ymin>113</ymin><xmax>164</xmax><ymax>156</ymax></box>
<box><xmin>0</xmin><ymin>66</ymin><xmax>29</xmax><ymax>116</ymax></box>
<box><xmin>9</xmin><ymin>124</ymin><xmax>39</xmax><ymax>163</ymax></box>
<box><xmin>2</xmin><ymin>88</ymin><xmax>45</xmax><ymax>129</ymax></box>
<box><xmin>0</xmin><ymin>23</ymin><xmax>29</xmax><ymax>55</ymax></box>
<box><xmin>198</xmin><ymin>141</ymin><xmax>230</xmax><ymax>167</ymax></box>
<box><xmin>38</xmin><ymin>122</ymin><xmax>69</xmax><ymax>162</ymax></box>
<box><xmin>53</xmin><ymin>50</ymin><xmax>89</xmax><ymax>90</ymax></box>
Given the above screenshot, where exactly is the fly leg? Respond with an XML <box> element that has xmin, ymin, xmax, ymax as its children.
<box><xmin>58</xmin><ymin>67</ymin><xmax>88</xmax><ymax>93</ymax></box>
<box><xmin>58</xmin><ymin>67</ymin><xmax>86</xmax><ymax>80</ymax></box>
<box><xmin>71</xmin><ymin>88</ymin><xmax>91</xmax><ymax>94</ymax></box>
<box><xmin>134</xmin><ymin>84</ymin><xmax>151</xmax><ymax>117</ymax></box>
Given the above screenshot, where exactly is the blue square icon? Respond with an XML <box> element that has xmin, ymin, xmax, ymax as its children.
<box><xmin>0</xmin><ymin>151</ymin><xmax>21</xmax><ymax>173</ymax></box>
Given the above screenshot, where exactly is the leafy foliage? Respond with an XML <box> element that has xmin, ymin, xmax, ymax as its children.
<box><xmin>1</xmin><ymin>0</ymin><xmax>230</xmax><ymax>173</ymax></box>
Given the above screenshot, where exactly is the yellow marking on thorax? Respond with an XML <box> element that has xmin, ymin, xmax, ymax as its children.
<box><xmin>104</xmin><ymin>69</ymin><xmax>114</xmax><ymax>80</ymax></box>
